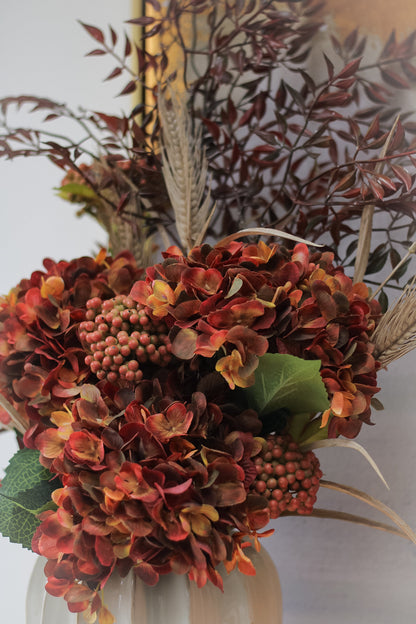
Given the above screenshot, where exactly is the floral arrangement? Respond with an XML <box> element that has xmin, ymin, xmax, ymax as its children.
<box><xmin>1</xmin><ymin>2</ymin><xmax>416</xmax><ymax>623</ymax></box>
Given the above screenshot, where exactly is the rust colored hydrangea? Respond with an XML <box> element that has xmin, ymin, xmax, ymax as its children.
<box><xmin>32</xmin><ymin>380</ymin><xmax>269</xmax><ymax>617</ymax></box>
<box><xmin>0</xmin><ymin>251</ymin><xmax>141</xmax><ymax>433</ymax></box>
<box><xmin>0</xmin><ymin>240</ymin><xmax>382</xmax><ymax>622</ymax></box>
<box><xmin>130</xmin><ymin>241</ymin><xmax>381</xmax><ymax>438</ymax></box>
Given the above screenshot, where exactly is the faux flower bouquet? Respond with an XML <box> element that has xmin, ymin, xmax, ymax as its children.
<box><xmin>1</xmin><ymin>2</ymin><xmax>416</xmax><ymax>622</ymax></box>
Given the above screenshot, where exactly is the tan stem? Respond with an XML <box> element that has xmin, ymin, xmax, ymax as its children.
<box><xmin>0</xmin><ymin>394</ymin><xmax>28</xmax><ymax>435</ymax></box>
<box><xmin>282</xmin><ymin>508</ymin><xmax>410</xmax><ymax>540</ymax></box>
<box><xmin>320</xmin><ymin>479</ymin><xmax>416</xmax><ymax>544</ymax></box>
<box><xmin>353</xmin><ymin>115</ymin><xmax>401</xmax><ymax>283</ymax></box>
<box><xmin>215</xmin><ymin>227</ymin><xmax>322</xmax><ymax>249</ymax></box>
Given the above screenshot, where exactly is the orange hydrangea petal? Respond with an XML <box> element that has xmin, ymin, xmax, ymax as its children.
<box><xmin>40</xmin><ymin>276</ymin><xmax>65</xmax><ymax>300</ymax></box>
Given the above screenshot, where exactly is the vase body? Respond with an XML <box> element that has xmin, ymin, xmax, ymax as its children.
<box><xmin>27</xmin><ymin>547</ymin><xmax>282</xmax><ymax>624</ymax></box>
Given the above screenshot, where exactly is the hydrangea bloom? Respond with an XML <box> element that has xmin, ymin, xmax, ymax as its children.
<box><xmin>0</xmin><ymin>239</ymin><xmax>381</xmax><ymax>620</ymax></box>
<box><xmin>0</xmin><ymin>252</ymin><xmax>141</xmax><ymax>433</ymax></box>
<box><xmin>130</xmin><ymin>241</ymin><xmax>381</xmax><ymax>437</ymax></box>
<box><xmin>33</xmin><ymin>380</ymin><xmax>270</xmax><ymax>615</ymax></box>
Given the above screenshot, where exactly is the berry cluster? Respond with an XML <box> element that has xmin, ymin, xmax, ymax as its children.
<box><xmin>79</xmin><ymin>295</ymin><xmax>172</xmax><ymax>384</ymax></box>
<box><xmin>252</xmin><ymin>434</ymin><xmax>322</xmax><ymax>518</ymax></box>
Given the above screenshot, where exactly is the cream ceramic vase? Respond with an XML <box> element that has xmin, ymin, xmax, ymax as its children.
<box><xmin>26</xmin><ymin>547</ymin><xmax>282</xmax><ymax>624</ymax></box>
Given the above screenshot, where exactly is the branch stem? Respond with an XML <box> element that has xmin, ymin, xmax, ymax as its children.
<box><xmin>372</xmin><ymin>242</ymin><xmax>416</xmax><ymax>298</ymax></box>
<box><xmin>0</xmin><ymin>394</ymin><xmax>27</xmax><ymax>435</ymax></box>
<box><xmin>353</xmin><ymin>115</ymin><xmax>400</xmax><ymax>283</ymax></box>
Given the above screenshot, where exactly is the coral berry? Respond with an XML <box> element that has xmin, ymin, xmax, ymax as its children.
<box><xmin>79</xmin><ymin>295</ymin><xmax>172</xmax><ymax>385</ymax></box>
<box><xmin>252</xmin><ymin>434</ymin><xmax>322</xmax><ymax>518</ymax></box>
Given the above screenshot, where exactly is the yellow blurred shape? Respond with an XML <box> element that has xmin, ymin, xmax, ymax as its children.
<box><xmin>321</xmin><ymin>0</ymin><xmax>416</xmax><ymax>39</ymax></box>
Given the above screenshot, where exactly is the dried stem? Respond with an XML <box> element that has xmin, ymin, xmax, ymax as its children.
<box><xmin>353</xmin><ymin>116</ymin><xmax>400</xmax><ymax>283</ymax></box>
<box><xmin>215</xmin><ymin>227</ymin><xmax>322</xmax><ymax>249</ymax></box>
<box><xmin>0</xmin><ymin>394</ymin><xmax>28</xmax><ymax>435</ymax></box>
<box><xmin>282</xmin><ymin>508</ymin><xmax>410</xmax><ymax>540</ymax></box>
<box><xmin>372</xmin><ymin>241</ymin><xmax>416</xmax><ymax>298</ymax></box>
<box><xmin>301</xmin><ymin>438</ymin><xmax>388</xmax><ymax>489</ymax></box>
<box><xmin>320</xmin><ymin>479</ymin><xmax>416</xmax><ymax>544</ymax></box>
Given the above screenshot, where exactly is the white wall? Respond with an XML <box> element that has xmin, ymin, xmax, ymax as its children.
<box><xmin>0</xmin><ymin>2</ymin><xmax>415</xmax><ymax>623</ymax></box>
<box><xmin>0</xmin><ymin>3</ymin><xmax>130</xmax><ymax>623</ymax></box>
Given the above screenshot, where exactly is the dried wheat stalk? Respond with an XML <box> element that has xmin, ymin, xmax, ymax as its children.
<box><xmin>372</xmin><ymin>276</ymin><xmax>416</xmax><ymax>366</ymax></box>
<box><xmin>158</xmin><ymin>85</ymin><xmax>212</xmax><ymax>252</ymax></box>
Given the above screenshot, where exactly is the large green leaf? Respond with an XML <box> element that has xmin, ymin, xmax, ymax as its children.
<box><xmin>0</xmin><ymin>449</ymin><xmax>57</xmax><ymax>549</ymax></box>
<box><xmin>244</xmin><ymin>353</ymin><xmax>330</xmax><ymax>416</ymax></box>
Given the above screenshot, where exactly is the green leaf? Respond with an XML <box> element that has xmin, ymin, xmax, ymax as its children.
<box><xmin>296</xmin><ymin>416</ymin><xmax>330</xmax><ymax>446</ymax></box>
<box><xmin>225</xmin><ymin>276</ymin><xmax>243</xmax><ymax>299</ymax></box>
<box><xmin>0</xmin><ymin>449</ymin><xmax>53</xmax><ymax>497</ymax></box>
<box><xmin>287</xmin><ymin>413</ymin><xmax>331</xmax><ymax>445</ymax></box>
<box><xmin>287</xmin><ymin>412</ymin><xmax>312</xmax><ymax>441</ymax></box>
<box><xmin>0</xmin><ymin>449</ymin><xmax>58</xmax><ymax>549</ymax></box>
<box><xmin>243</xmin><ymin>353</ymin><xmax>330</xmax><ymax>416</ymax></box>
<box><xmin>378</xmin><ymin>290</ymin><xmax>389</xmax><ymax>313</ymax></box>
<box><xmin>371</xmin><ymin>397</ymin><xmax>384</xmax><ymax>411</ymax></box>
<box><xmin>57</xmin><ymin>183</ymin><xmax>97</xmax><ymax>200</ymax></box>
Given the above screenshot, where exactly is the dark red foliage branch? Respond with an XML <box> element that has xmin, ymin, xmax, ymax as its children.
<box><xmin>1</xmin><ymin>1</ymin><xmax>416</xmax><ymax>293</ymax></box>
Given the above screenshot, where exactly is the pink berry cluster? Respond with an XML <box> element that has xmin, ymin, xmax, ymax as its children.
<box><xmin>252</xmin><ymin>434</ymin><xmax>322</xmax><ymax>519</ymax></box>
<box><xmin>79</xmin><ymin>295</ymin><xmax>172</xmax><ymax>384</ymax></box>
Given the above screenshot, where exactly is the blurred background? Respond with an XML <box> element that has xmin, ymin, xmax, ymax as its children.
<box><xmin>0</xmin><ymin>1</ymin><xmax>415</xmax><ymax>622</ymax></box>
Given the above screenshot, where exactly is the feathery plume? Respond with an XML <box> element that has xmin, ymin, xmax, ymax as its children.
<box><xmin>158</xmin><ymin>85</ymin><xmax>212</xmax><ymax>252</ymax></box>
<box><xmin>372</xmin><ymin>277</ymin><xmax>416</xmax><ymax>366</ymax></box>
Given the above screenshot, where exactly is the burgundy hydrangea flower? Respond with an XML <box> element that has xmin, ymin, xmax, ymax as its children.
<box><xmin>0</xmin><ymin>252</ymin><xmax>141</xmax><ymax>435</ymax></box>
<box><xmin>0</xmin><ymin>239</ymin><xmax>383</xmax><ymax>623</ymax></box>
<box><xmin>33</xmin><ymin>380</ymin><xmax>268</xmax><ymax>618</ymax></box>
<box><xmin>129</xmin><ymin>241</ymin><xmax>381</xmax><ymax>438</ymax></box>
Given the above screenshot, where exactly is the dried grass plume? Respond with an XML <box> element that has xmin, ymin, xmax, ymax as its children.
<box><xmin>372</xmin><ymin>276</ymin><xmax>416</xmax><ymax>366</ymax></box>
<box><xmin>158</xmin><ymin>84</ymin><xmax>212</xmax><ymax>252</ymax></box>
